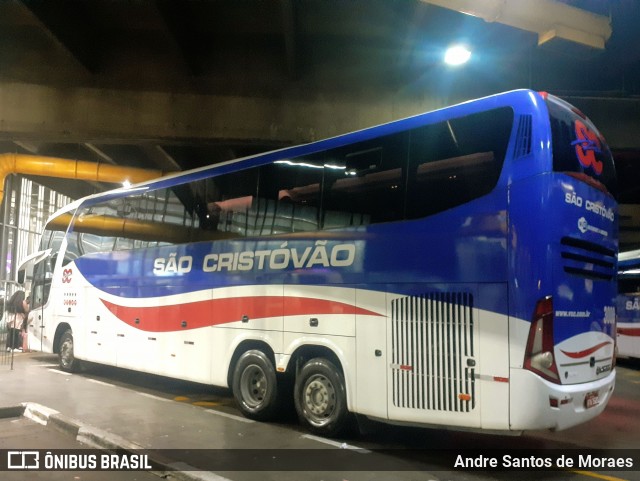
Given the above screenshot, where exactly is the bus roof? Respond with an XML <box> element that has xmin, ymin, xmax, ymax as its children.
<box><xmin>60</xmin><ymin>88</ymin><xmax>547</xmax><ymax>212</ymax></box>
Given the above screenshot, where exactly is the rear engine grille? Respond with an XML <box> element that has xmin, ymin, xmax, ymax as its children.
<box><xmin>391</xmin><ymin>292</ymin><xmax>476</xmax><ymax>412</ymax></box>
<box><xmin>560</xmin><ymin>237</ymin><xmax>616</xmax><ymax>281</ymax></box>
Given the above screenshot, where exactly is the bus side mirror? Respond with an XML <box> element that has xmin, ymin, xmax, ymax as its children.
<box><xmin>16</xmin><ymin>248</ymin><xmax>52</xmax><ymax>286</ymax></box>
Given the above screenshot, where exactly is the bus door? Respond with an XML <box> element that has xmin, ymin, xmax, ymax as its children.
<box><xmin>20</xmin><ymin>250</ymin><xmax>53</xmax><ymax>352</ymax></box>
<box><xmin>385</xmin><ymin>286</ymin><xmax>485</xmax><ymax>429</ymax></box>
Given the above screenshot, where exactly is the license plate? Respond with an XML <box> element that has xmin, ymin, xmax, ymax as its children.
<box><xmin>584</xmin><ymin>391</ymin><xmax>600</xmax><ymax>409</ymax></box>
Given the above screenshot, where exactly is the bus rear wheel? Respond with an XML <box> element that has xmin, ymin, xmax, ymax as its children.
<box><xmin>59</xmin><ymin>330</ymin><xmax>80</xmax><ymax>372</ymax></box>
<box><xmin>294</xmin><ymin>358</ymin><xmax>349</xmax><ymax>437</ymax></box>
<box><xmin>232</xmin><ymin>350</ymin><xmax>280</xmax><ymax>421</ymax></box>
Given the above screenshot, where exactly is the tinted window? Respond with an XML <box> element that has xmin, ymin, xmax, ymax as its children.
<box><xmin>406</xmin><ymin>108</ymin><xmax>513</xmax><ymax>218</ymax></box>
<box><xmin>291</xmin><ymin>132</ymin><xmax>409</xmax><ymax>227</ymax></box>
<box><xmin>198</xmin><ymin>162</ymin><xmax>324</xmax><ymax>236</ymax></box>
<box><xmin>547</xmin><ymin>97</ymin><xmax>617</xmax><ymax>196</ymax></box>
<box><xmin>71</xmin><ymin>188</ymin><xmax>201</xmax><ymax>254</ymax></box>
<box><xmin>619</xmin><ymin>276</ymin><xmax>640</xmax><ymax>295</ymax></box>
<box><xmin>67</xmin><ymin>108</ymin><xmax>513</xmax><ymax>251</ymax></box>
<box><xmin>323</xmin><ymin>133</ymin><xmax>409</xmax><ymax>226</ymax></box>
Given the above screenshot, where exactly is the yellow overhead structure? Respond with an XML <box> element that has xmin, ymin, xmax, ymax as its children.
<box><xmin>422</xmin><ymin>0</ymin><xmax>612</xmax><ymax>50</ymax></box>
<box><xmin>0</xmin><ymin>153</ymin><xmax>172</xmax><ymax>207</ymax></box>
<box><xmin>48</xmin><ymin>212</ymin><xmax>238</xmax><ymax>244</ymax></box>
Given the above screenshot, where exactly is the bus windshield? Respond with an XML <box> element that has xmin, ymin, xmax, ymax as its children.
<box><xmin>546</xmin><ymin>96</ymin><xmax>617</xmax><ymax>197</ymax></box>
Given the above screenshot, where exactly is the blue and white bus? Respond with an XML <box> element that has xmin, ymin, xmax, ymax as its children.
<box><xmin>25</xmin><ymin>89</ymin><xmax>617</xmax><ymax>436</ymax></box>
<box><xmin>617</xmin><ymin>250</ymin><xmax>640</xmax><ymax>359</ymax></box>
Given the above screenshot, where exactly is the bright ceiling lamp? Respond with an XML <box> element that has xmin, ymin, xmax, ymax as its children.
<box><xmin>444</xmin><ymin>45</ymin><xmax>471</xmax><ymax>65</ymax></box>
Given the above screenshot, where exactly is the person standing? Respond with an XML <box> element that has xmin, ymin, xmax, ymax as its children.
<box><xmin>22</xmin><ymin>296</ymin><xmax>31</xmax><ymax>352</ymax></box>
<box><xmin>5</xmin><ymin>290</ymin><xmax>29</xmax><ymax>352</ymax></box>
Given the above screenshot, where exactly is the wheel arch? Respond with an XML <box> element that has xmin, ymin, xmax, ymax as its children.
<box><xmin>288</xmin><ymin>344</ymin><xmax>344</xmax><ymax>377</ymax></box>
<box><xmin>226</xmin><ymin>339</ymin><xmax>276</xmax><ymax>388</ymax></box>
<box><xmin>52</xmin><ymin>322</ymin><xmax>72</xmax><ymax>354</ymax></box>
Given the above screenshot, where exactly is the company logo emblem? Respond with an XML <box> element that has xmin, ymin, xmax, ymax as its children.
<box><xmin>578</xmin><ymin>217</ymin><xmax>588</xmax><ymax>233</ymax></box>
<box><xmin>7</xmin><ymin>451</ymin><xmax>39</xmax><ymax>469</ymax></box>
<box><xmin>572</xmin><ymin>120</ymin><xmax>603</xmax><ymax>175</ymax></box>
<box><xmin>577</xmin><ymin>217</ymin><xmax>608</xmax><ymax>237</ymax></box>
<box><xmin>62</xmin><ymin>269</ymin><xmax>73</xmax><ymax>283</ymax></box>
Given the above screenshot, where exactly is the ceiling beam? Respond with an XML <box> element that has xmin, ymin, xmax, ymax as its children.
<box><xmin>13</xmin><ymin>141</ymin><xmax>40</xmax><ymax>154</ymax></box>
<box><xmin>3</xmin><ymin>81</ymin><xmax>640</xmax><ymax>151</ymax></box>
<box><xmin>139</xmin><ymin>144</ymin><xmax>182</xmax><ymax>171</ymax></box>
<box><xmin>422</xmin><ymin>0</ymin><xmax>612</xmax><ymax>50</ymax></box>
<box><xmin>82</xmin><ymin>143</ymin><xmax>115</xmax><ymax>164</ymax></box>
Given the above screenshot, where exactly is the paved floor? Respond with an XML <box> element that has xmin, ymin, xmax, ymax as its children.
<box><xmin>0</xmin><ymin>416</ymin><xmax>162</xmax><ymax>481</ymax></box>
<box><xmin>0</xmin><ymin>353</ymin><xmax>638</xmax><ymax>481</ymax></box>
<box><xmin>0</xmin><ymin>353</ymin><xmax>444</xmax><ymax>481</ymax></box>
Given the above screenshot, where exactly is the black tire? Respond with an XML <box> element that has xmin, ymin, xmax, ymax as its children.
<box><xmin>294</xmin><ymin>357</ymin><xmax>349</xmax><ymax>437</ymax></box>
<box><xmin>232</xmin><ymin>349</ymin><xmax>280</xmax><ymax>421</ymax></box>
<box><xmin>59</xmin><ymin>329</ymin><xmax>80</xmax><ymax>372</ymax></box>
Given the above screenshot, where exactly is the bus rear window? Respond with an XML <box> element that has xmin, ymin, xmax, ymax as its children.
<box><xmin>546</xmin><ymin>96</ymin><xmax>617</xmax><ymax>197</ymax></box>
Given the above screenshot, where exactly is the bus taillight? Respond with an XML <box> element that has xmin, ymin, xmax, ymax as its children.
<box><xmin>524</xmin><ymin>296</ymin><xmax>560</xmax><ymax>383</ymax></box>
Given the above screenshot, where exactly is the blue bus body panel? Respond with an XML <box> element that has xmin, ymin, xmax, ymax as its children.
<box><xmin>617</xmin><ymin>295</ymin><xmax>640</xmax><ymax>324</ymax></box>
<box><xmin>617</xmin><ymin>293</ymin><xmax>640</xmax><ymax>358</ymax></box>
<box><xmin>74</xmin><ymin>186</ymin><xmax>510</xmax><ymax>315</ymax></box>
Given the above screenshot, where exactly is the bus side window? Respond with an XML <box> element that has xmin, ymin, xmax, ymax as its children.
<box><xmin>258</xmin><ymin>162</ymin><xmax>323</xmax><ymax>235</ymax></box>
<box><xmin>321</xmin><ymin>132</ymin><xmax>409</xmax><ymax>226</ymax></box>
<box><xmin>406</xmin><ymin>108</ymin><xmax>513</xmax><ymax>219</ymax></box>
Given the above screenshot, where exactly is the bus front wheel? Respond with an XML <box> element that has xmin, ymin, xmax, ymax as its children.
<box><xmin>294</xmin><ymin>358</ymin><xmax>349</xmax><ymax>437</ymax></box>
<box><xmin>232</xmin><ymin>350</ymin><xmax>280</xmax><ymax>421</ymax></box>
<box><xmin>59</xmin><ymin>330</ymin><xmax>80</xmax><ymax>372</ymax></box>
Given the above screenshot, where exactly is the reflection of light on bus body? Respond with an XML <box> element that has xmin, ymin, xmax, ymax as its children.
<box><xmin>275</xmin><ymin>160</ymin><xmax>345</xmax><ymax>171</ymax></box>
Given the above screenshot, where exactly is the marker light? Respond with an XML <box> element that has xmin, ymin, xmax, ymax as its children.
<box><xmin>444</xmin><ymin>45</ymin><xmax>471</xmax><ymax>66</ymax></box>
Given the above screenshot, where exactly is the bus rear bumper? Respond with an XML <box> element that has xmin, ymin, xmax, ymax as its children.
<box><xmin>509</xmin><ymin>368</ymin><xmax>616</xmax><ymax>432</ymax></box>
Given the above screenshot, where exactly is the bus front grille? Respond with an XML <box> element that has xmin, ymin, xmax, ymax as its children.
<box><xmin>560</xmin><ymin>237</ymin><xmax>616</xmax><ymax>281</ymax></box>
<box><xmin>391</xmin><ymin>292</ymin><xmax>476</xmax><ymax>412</ymax></box>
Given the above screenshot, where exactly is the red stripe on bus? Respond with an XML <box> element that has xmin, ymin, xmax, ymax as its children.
<box><xmin>618</xmin><ymin>328</ymin><xmax>640</xmax><ymax>337</ymax></box>
<box><xmin>100</xmin><ymin>296</ymin><xmax>382</xmax><ymax>332</ymax></box>
<box><xmin>560</xmin><ymin>341</ymin><xmax>612</xmax><ymax>359</ymax></box>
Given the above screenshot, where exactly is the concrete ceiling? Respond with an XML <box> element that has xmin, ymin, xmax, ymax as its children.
<box><xmin>0</xmin><ymin>0</ymin><xmax>639</xmax><ymax>248</ymax></box>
